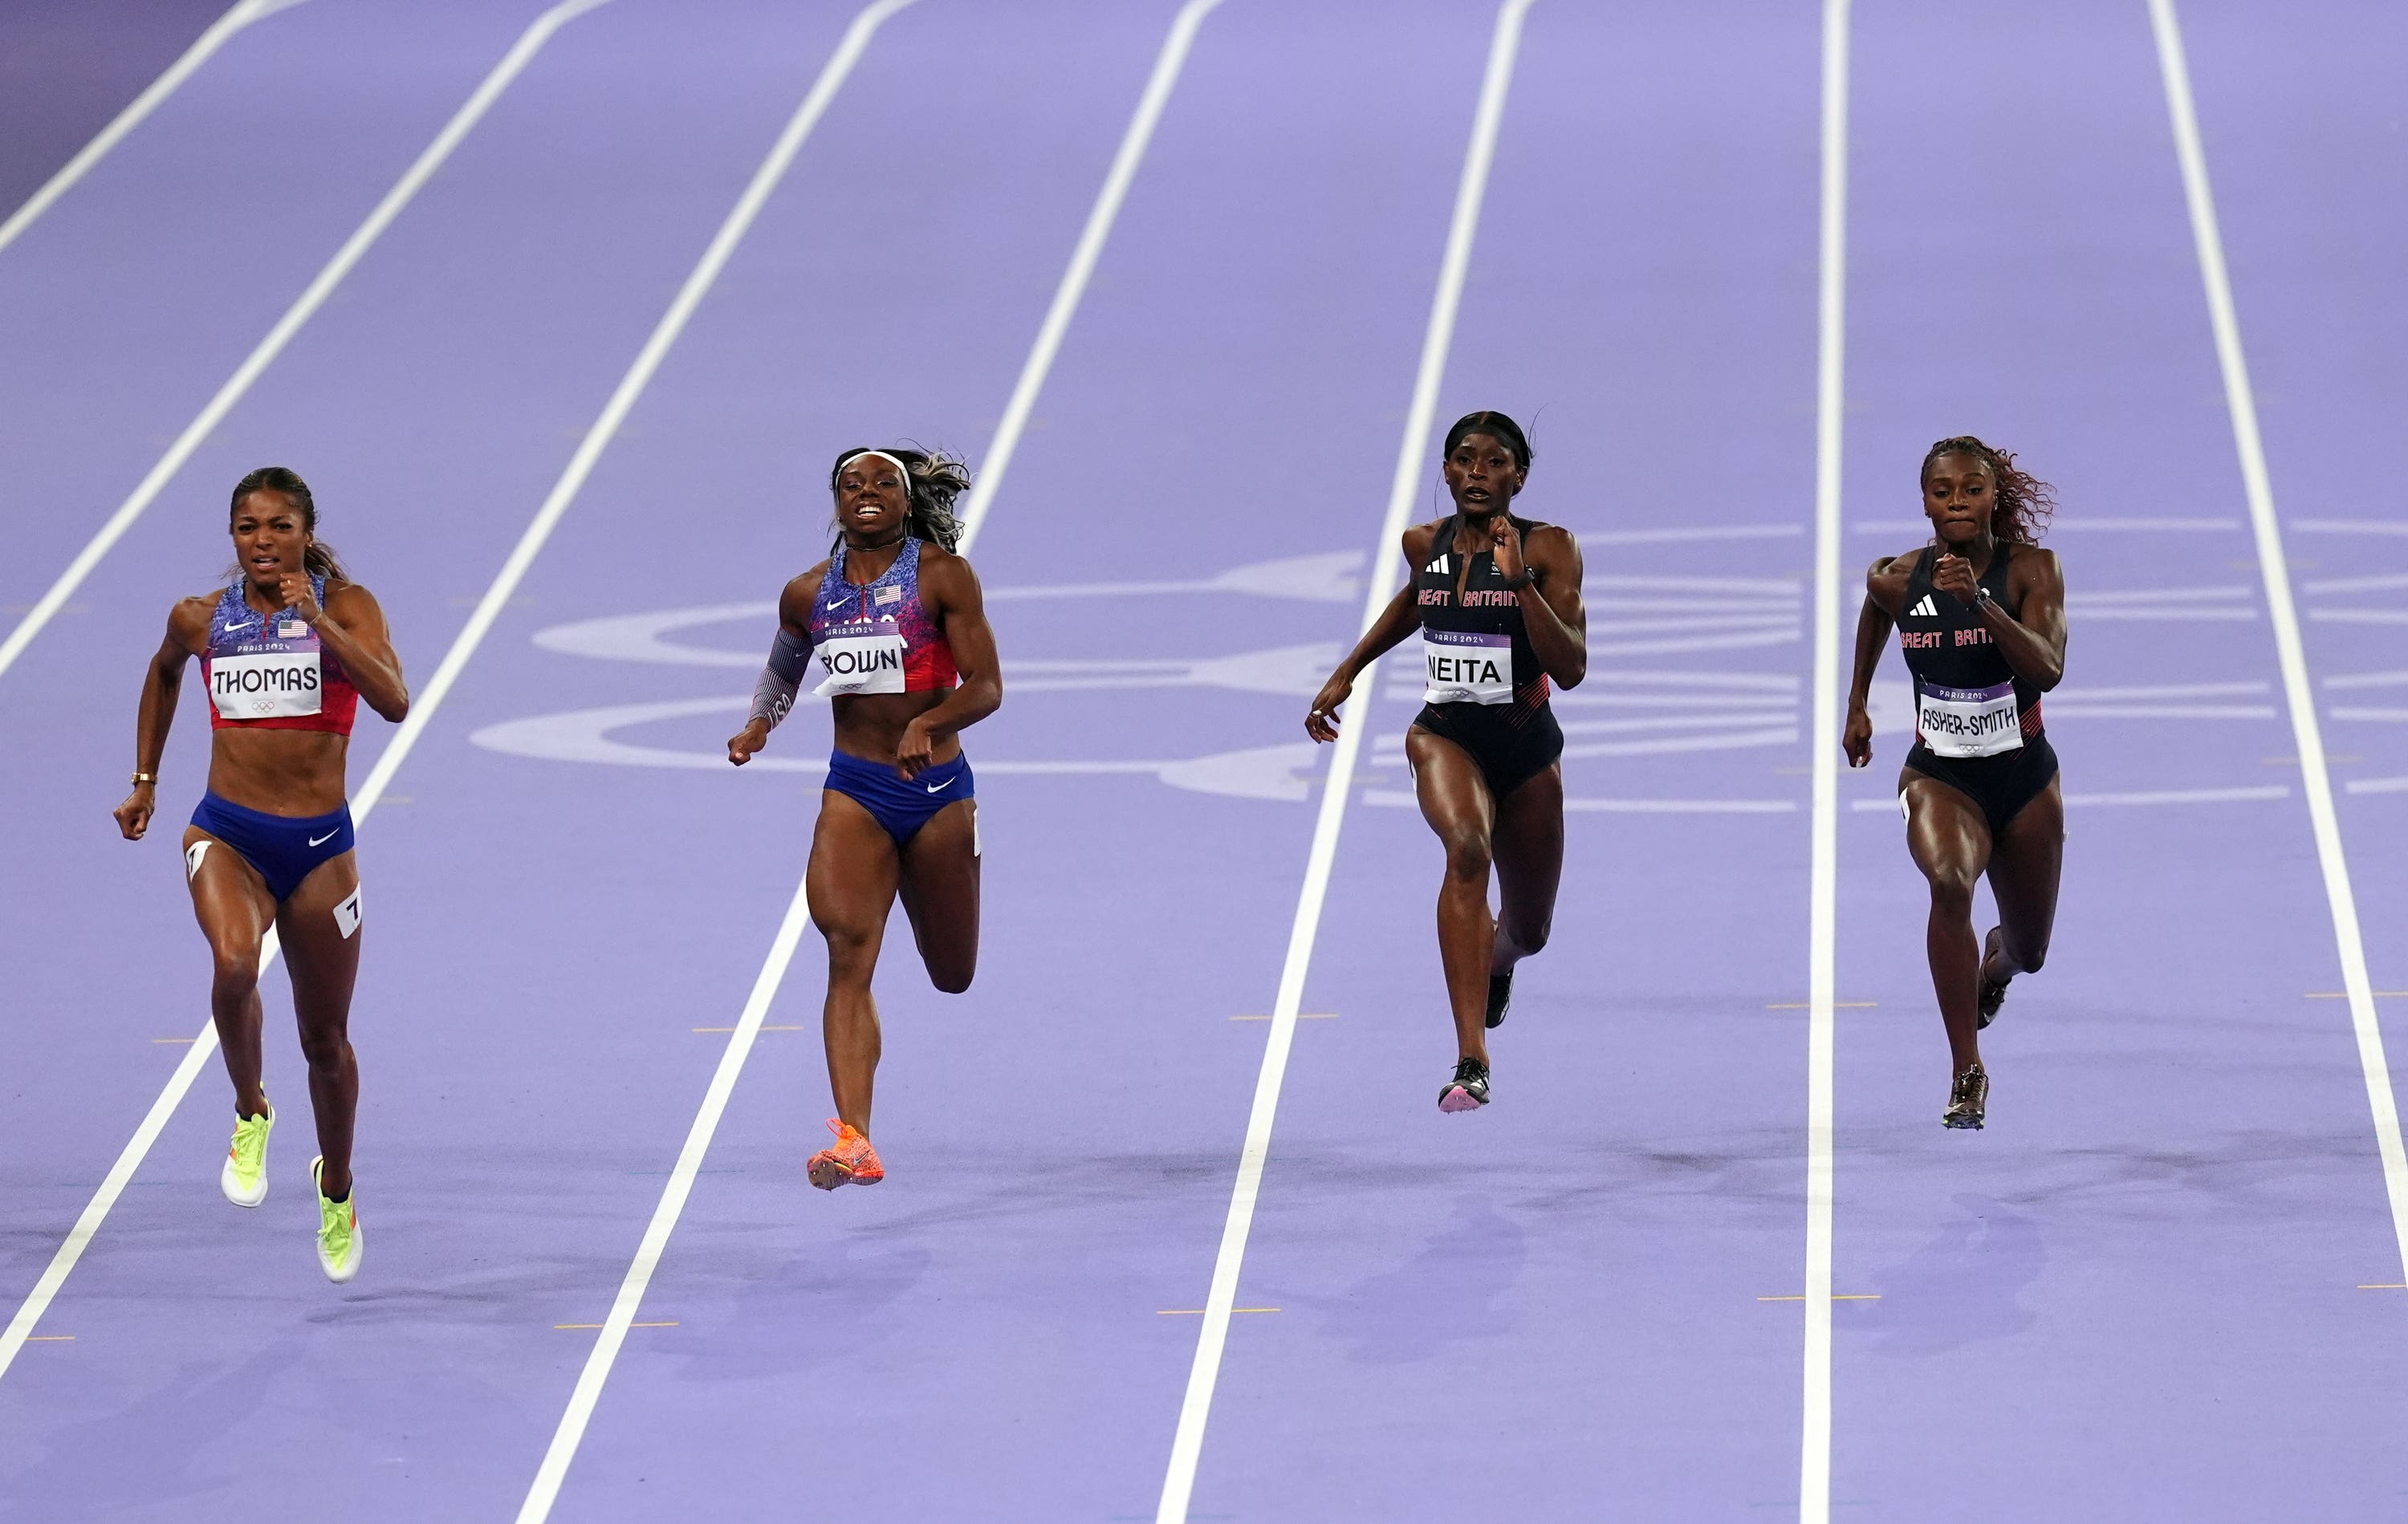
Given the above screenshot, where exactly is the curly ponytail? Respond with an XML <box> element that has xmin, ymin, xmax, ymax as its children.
<box><xmin>1920</xmin><ymin>436</ymin><xmax>2054</xmax><ymax>544</ymax></box>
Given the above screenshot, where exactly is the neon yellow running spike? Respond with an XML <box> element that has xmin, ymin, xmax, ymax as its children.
<box><xmin>310</xmin><ymin>1156</ymin><xmax>361</xmax><ymax>1283</ymax></box>
<box><xmin>220</xmin><ymin>1102</ymin><xmax>273</xmax><ymax>1208</ymax></box>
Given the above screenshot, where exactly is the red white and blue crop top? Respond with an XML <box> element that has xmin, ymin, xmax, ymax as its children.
<box><xmin>201</xmin><ymin>576</ymin><xmax>358</xmax><ymax>735</ymax></box>
<box><xmin>806</xmin><ymin>536</ymin><xmax>957</xmax><ymax>696</ymax></box>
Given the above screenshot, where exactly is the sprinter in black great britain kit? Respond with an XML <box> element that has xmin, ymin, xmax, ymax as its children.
<box><xmin>1307</xmin><ymin>412</ymin><xmax>1588</xmax><ymax>1114</ymax></box>
<box><xmin>1845</xmin><ymin>436</ymin><xmax>2068</xmax><ymax>1130</ymax></box>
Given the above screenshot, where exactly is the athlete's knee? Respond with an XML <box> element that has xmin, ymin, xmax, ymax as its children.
<box><xmin>1918</xmin><ymin>861</ymin><xmax>1979</xmax><ymax>912</ymax></box>
<box><xmin>1502</xmin><ymin>914</ymin><xmax>1551</xmax><ymax>956</ymax></box>
<box><xmin>1438</xmin><ymin>828</ymin><xmax>1491</xmax><ymax>885</ymax></box>
<box><xmin>296</xmin><ymin>1025</ymin><xmax>350</xmax><ymax>1075</ymax></box>
<box><xmin>816</xmin><ymin>918</ymin><xmax>881</xmax><ymax>978</ymax></box>
<box><xmin>2005</xmin><ymin>931</ymin><xmax>2049</xmax><ymax>973</ymax></box>
<box><xmin>209</xmin><ymin>945</ymin><xmax>259</xmax><ymax>998</ymax></box>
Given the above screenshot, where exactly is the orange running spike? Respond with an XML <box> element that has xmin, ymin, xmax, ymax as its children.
<box><xmin>806</xmin><ymin>1118</ymin><xmax>884</xmax><ymax>1190</ymax></box>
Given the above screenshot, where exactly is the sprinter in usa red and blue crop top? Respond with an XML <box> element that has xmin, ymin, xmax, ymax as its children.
<box><xmin>113</xmin><ymin>467</ymin><xmax>409</xmax><ymax>1282</ymax></box>
<box><xmin>728</xmin><ymin>445</ymin><xmax>1001</xmax><ymax>1191</ymax></box>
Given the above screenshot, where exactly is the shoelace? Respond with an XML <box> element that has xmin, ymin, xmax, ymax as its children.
<box><xmin>1454</xmin><ymin>1059</ymin><xmax>1485</xmax><ymax>1084</ymax></box>
<box><xmin>230</xmin><ymin>1116</ymin><xmax>267</xmax><ymax>1170</ymax></box>
<box><xmin>1949</xmin><ymin>1068</ymin><xmax>1984</xmax><ymax>1103</ymax></box>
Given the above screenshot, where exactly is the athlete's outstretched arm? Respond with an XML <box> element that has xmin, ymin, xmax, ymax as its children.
<box><xmin>897</xmin><ymin>548</ymin><xmax>1001</xmax><ymax>777</ymax></box>
<box><xmin>115</xmin><ymin>599</ymin><xmax>208</xmax><ymax>840</ymax></box>
<box><xmin>729</xmin><ymin>570</ymin><xmax>824</xmax><ymax>765</ymax></box>
<box><xmin>1304</xmin><ymin>581</ymin><xmax>1419</xmax><ymax>744</ymax></box>
<box><xmin>294</xmin><ymin>579</ymin><xmax>409</xmax><ymax>722</ymax></box>
<box><xmin>1844</xmin><ymin>555</ymin><xmax>1906</xmax><ymax>769</ymax></box>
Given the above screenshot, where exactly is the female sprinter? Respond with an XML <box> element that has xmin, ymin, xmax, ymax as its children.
<box><xmin>1304</xmin><ymin>412</ymin><xmax>1587</xmax><ymax>1112</ymax></box>
<box><xmin>1844</xmin><ymin>437</ymin><xmax>2066</xmax><ymax>1129</ymax></box>
<box><xmin>727</xmin><ymin>446</ymin><xmax>1001</xmax><ymax>1189</ymax></box>
<box><xmin>112</xmin><ymin>466</ymin><xmax>408</xmax><ymax>1280</ymax></box>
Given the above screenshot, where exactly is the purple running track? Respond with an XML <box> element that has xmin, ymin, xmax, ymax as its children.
<box><xmin>0</xmin><ymin>0</ymin><xmax>239</xmax><ymax>225</ymax></box>
<box><xmin>1828</xmin><ymin>2</ymin><xmax>2408</xmax><ymax>1518</ymax></box>
<box><xmin>2</xmin><ymin>2</ymin><xmax>2405</xmax><ymax>1521</ymax></box>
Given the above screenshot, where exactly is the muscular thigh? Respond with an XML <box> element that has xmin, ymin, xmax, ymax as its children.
<box><xmin>1899</xmin><ymin>770</ymin><xmax>1992</xmax><ymax>884</ymax></box>
<box><xmin>1983</xmin><ymin>773</ymin><xmax>2063</xmax><ymax>917</ymax></box>
<box><xmin>1490</xmin><ymin>762</ymin><xmax>1564</xmax><ymax>923</ymax></box>
<box><xmin>182</xmin><ymin>827</ymin><xmax>274</xmax><ymax>957</ymax></box>
<box><xmin>807</xmin><ymin>791</ymin><xmax>901</xmax><ymax>940</ymax></box>
<box><xmin>1406</xmin><ymin>726</ymin><xmax>1494</xmax><ymax>847</ymax></box>
<box><xmin>897</xmin><ymin>799</ymin><xmax>979</xmax><ymax>963</ymax></box>
<box><xmin>278</xmin><ymin>851</ymin><xmax>364</xmax><ymax>1019</ymax></box>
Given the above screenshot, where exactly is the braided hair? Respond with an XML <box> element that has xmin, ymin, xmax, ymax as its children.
<box><xmin>1920</xmin><ymin>436</ymin><xmax>2054</xmax><ymax>544</ymax></box>
<box><xmin>228</xmin><ymin>465</ymin><xmax>348</xmax><ymax>580</ymax></box>
<box><xmin>828</xmin><ymin>445</ymin><xmax>970</xmax><ymax>553</ymax></box>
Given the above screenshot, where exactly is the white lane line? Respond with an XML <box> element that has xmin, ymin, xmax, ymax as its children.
<box><xmin>0</xmin><ymin>0</ymin><xmax>617</xmax><ymax>1391</ymax></box>
<box><xmin>2150</xmin><ymin>0</ymin><xmax>2408</xmax><ymax>1278</ymax></box>
<box><xmin>2294</xmin><ymin>518</ymin><xmax>2408</xmax><ymax>536</ymax></box>
<box><xmin>1362</xmin><ymin>792</ymin><xmax>1800</xmax><ymax>815</ymax></box>
<box><xmin>1854</xmin><ymin>517</ymin><xmax>2241</xmax><ymax>534</ymax></box>
<box><xmin>511</xmin><ymin>6</ymin><xmax>1224</xmax><ymax>1519</ymax></box>
<box><xmin>2312</xmin><ymin>610</ymin><xmax>2408</xmax><ymax>626</ymax></box>
<box><xmin>2303</xmin><ymin>573</ymin><xmax>2408</xmax><ymax>595</ymax></box>
<box><xmin>1801</xmin><ymin>3</ymin><xmax>1849</xmax><ymax>1522</ymax></box>
<box><xmin>1847</xmin><ymin>785</ymin><xmax>2292</xmax><ymax>813</ymax></box>
<box><xmin>1154</xmin><ymin>2</ymin><xmax>1536</xmax><ymax>1518</ymax></box>
<box><xmin>0</xmin><ymin>0</ymin><xmax>614</xmax><ymax>687</ymax></box>
<box><xmin>0</xmin><ymin>0</ymin><xmax>313</xmax><ymax>258</ymax></box>
<box><xmin>2325</xmin><ymin>670</ymin><xmax>2408</xmax><ymax>691</ymax></box>
<box><xmin>1588</xmin><ymin>522</ymin><xmax>1806</xmax><ymax>544</ymax></box>
<box><xmin>2056</xmin><ymin>681</ymin><xmax>2269</xmax><ymax>699</ymax></box>
<box><xmin>956</xmin><ymin>0</ymin><xmax>1226</xmax><ymax>547</ymax></box>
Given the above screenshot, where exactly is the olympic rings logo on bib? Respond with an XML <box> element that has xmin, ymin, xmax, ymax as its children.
<box><xmin>1917</xmin><ymin>677</ymin><xmax>2022</xmax><ymax>758</ymax></box>
<box><xmin>1422</xmin><ymin>628</ymin><xmax>1513</xmax><ymax>706</ymax></box>
<box><xmin>815</xmin><ymin>620</ymin><xmax>907</xmax><ymax>697</ymax></box>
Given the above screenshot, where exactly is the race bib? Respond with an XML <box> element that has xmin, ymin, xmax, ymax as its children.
<box><xmin>1422</xmin><ymin>629</ymin><xmax>1512</xmax><ymax>705</ymax></box>
<box><xmin>1917</xmin><ymin>677</ymin><xmax>2022</xmax><ymax>758</ymax></box>
<box><xmin>815</xmin><ymin>620</ymin><xmax>906</xmax><ymax>696</ymax></box>
<box><xmin>209</xmin><ymin>649</ymin><xmax>322</xmax><ymax>720</ymax></box>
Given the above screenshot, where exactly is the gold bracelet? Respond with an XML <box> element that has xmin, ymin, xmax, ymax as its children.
<box><xmin>131</xmin><ymin>771</ymin><xmax>157</xmax><ymax>785</ymax></box>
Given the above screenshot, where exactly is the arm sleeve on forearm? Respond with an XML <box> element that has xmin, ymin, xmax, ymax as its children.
<box><xmin>750</xmin><ymin>627</ymin><xmax>811</xmax><ymax>729</ymax></box>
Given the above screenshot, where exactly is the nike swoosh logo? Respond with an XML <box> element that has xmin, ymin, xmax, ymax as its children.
<box><xmin>307</xmin><ymin>830</ymin><xmax>340</xmax><ymax>847</ymax></box>
<box><xmin>824</xmin><ymin>596</ymin><xmax>852</xmax><ymax>611</ymax></box>
<box><xmin>924</xmin><ymin>777</ymin><xmax>955</xmax><ymax>794</ymax></box>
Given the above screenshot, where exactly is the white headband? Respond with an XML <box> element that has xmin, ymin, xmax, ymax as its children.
<box><xmin>838</xmin><ymin>449</ymin><xmax>914</xmax><ymax>497</ymax></box>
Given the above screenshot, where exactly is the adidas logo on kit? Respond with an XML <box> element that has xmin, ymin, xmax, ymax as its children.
<box><xmin>1425</xmin><ymin>554</ymin><xmax>1450</xmax><ymax>575</ymax></box>
<box><xmin>1908</xmin><ymin>594</ymin><xmax>1938</xmax><ymax>618</ymax></box>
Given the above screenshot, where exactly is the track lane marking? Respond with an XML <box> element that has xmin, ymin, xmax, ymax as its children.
<box><xmin>2149</xmin><ymin>0</ymin><xmax>2408</xmax><ymax>1286</ymax></box>
<box><xmin>0</xmin><ymin>0</ymin><xmax>313</xmax><ymax>258</ymax></box>
<box><xmin>0</xmin><ymin>0</ymin><xmax>616</xmax><ymax>688</ymax></box>
<box><xmin>1154</xmin><ymin>3</ymin><xmax>1537</xmax><ymax>1518</ymax></box>
<box><xmin>0</xmin><ymin>0</ymin><xmax>620</xmax><ymax>1390</ymax></box>
<box><xmin>1800</xmin><ymin>5</ymin><xmax>1850</xmax><ymax>1523</ymax></box>
<box><xmin>510</xmin><ymin>6</ymin><xmax>1226</xmax><ymax>1518</ymax></box>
